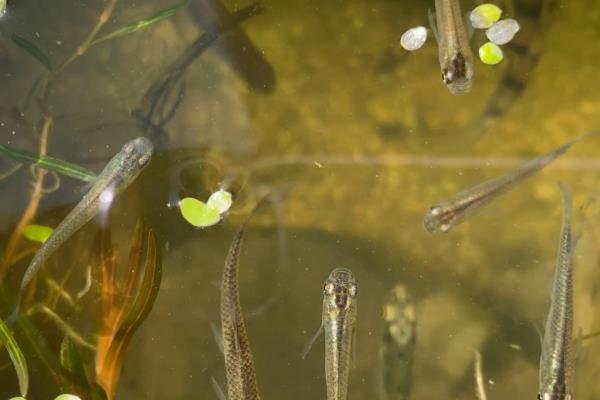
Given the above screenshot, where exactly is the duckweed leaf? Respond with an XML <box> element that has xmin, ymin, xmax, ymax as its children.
<box><xmin>180</xmin><ymin>197</ymin><xmax>221</xmax><ymax>227</ymax></box>
<box><xmin>400</xmin><ymin>26</ymin><xmax>428</xmax><ymax>51</ymax></box>
<box><xmin>206</xmin><ymin>189</ymin><xmax>233</xmax><ymax>214</ymax></box>
<box><xmin>470</xmin><ymin>4</ymin><xmax>502</xmax><ymax>29</ymax></box>
<box><xmin>92</xmin><ymin>0</ymin><xmax>191</xmax><ymax>45</ymax></box>
<box><xmin>486</xmin><ymin>18</ymin><xmax>520</xmax><ymax>45</ymax></box>
<box><xmin>54</xmin><ymin>395</ymin><xmax>82</xmax><ymax>400</ymax></box>
<box><xmin>479</xmin><ymin>42</ymin><xmax>503</xmax><ymax>65</ymax></box>
<box><xmin>11</xmin><ymin>33</ymin><xmax>53</xmax><ymax>71</ymax></box>
<box><xmin>0</xmin><ymin>144</ymin><xmax>97</xmax><ymax>182</ymax></box>
<box><xmin>24</xmin><ymin>224</ymin><xmax>53</xmax><ymax>243</ymax></box>
<box><xmin>0</xmin><ymin>0</ymin><xmax>6</xmax><ymax>17</ymax></box>
<box><xmin>0</xmin><ymin>317</ymin><xmax>29</xmax><ymax>397</ymax></box>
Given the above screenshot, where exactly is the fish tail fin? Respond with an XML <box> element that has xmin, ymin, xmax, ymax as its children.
<box><xmin>558</xmin><ymin>182</ymin><xmax>572</xmax><ymax>220</ymax></box>
<box><xmin>5</xmin><ymin>302</ymin><xmax>20</xmax><ymax>326</ymax></box>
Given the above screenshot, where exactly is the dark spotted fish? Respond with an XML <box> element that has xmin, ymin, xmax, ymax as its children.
<box><xmin>379</xmin><ymin>284</ymin><xmax>416</xmax><ymax>400</ymax></box>
<box><xmin>221</xmin><ymin>223</ymin><xmax>261</xmax><ymax>400</ymax></box>
<box><xmin>430</xmin><ymin>0</ymin><xmax>474</xmax><ymax>95</ymax></box>
<box><xmin>424</xmin><ymin>132</ymin><xmax>592</xmax><ymax>233</ymax></box>
<box><xmin>539</xmin><ymin>184</ymin><xmax>575</xmax><ymax>400</ymax></box>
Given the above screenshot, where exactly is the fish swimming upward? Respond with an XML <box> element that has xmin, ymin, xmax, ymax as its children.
<box><xmin>322</xmin><ymin>268</ymin><xmax>358</xmax><ymax>400</ymax></box>
<box><xmin>7</xmin><ymin>136</ymin><xmax>153</xmax><ymax>323</ymax></box>
<box><xmin>424</xmin><ymin>132</ymin><xmax>594</xmax><ymax>233</ymax></box>
<box><xmin>539</xmin><ymin>184</ymin><xmax>575</xmax><ymax>400</ymax></box>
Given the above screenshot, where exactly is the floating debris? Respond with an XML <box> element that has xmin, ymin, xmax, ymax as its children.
<box><xmin>0</xmin><ymin>0</ymin><xmax>6</xmax><ymax>17</ymax></box>
<box><xmin>23</xmin><ymin>224</ymin><xmax>53</xmax><ymax>244</ymax></box>
<box><xmin>486</xmin><ymin>19</ymin><xmax>520</xmax><ymax>45</ymax></box>
<box><xmin>400</xmin><ymin>26</ymin><xmax>428</xmax><ymax>51</ymax></box>
<box><xmin>478</xmin><ymin>42</ymin><xmax>503</xmax><ymax>65</ymax></box>
<box><xmin>469</xmin><ymin>4</ymin><xmax>502</xmax><ymax>29</ymax></box>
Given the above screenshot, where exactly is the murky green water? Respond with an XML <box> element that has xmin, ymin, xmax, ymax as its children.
<box><xmin>1</xmin><ymin>0</ymin><xmax>600</xmax><ymax>399</ymax></box>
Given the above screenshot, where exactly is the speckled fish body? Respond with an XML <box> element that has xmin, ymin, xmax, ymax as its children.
<box><xmin>221</xmin><ymin>225</ymin><xmax>261</xmax><ymax>400</ymax></box>
<box><xmin>9</xmin><ymin>137</ymin><xmax>153</xmax><ymax>322</ymax></box>
<box><xmin>539</xmin><ymin>184</ymin><xmax>574</xmax><ymax>400</ymax></box>
<box><xmin>323</xmin><ymin>267</ymin><xmax>358</xmax><ymax>400</ymax></box>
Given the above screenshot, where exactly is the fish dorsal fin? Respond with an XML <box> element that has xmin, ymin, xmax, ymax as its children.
<box><xmin>210</xmin><ymin>321</ymin><xmax>224</xmax><ymax>355</ymax></box>
<box><xmin>301</xmin><ymin>323</ymin><xmax>324</xmax><ymax>359</ymax></box>
<box><xmin>428</xmin><ymin>8</ymin><xmax>440</xmax><ymax>43</ymax></box>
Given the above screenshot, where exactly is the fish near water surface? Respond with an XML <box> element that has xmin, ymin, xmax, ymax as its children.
<box><xmin>539</xmin><ymin>184</ymin><xmax>575</xmax><ymax>400</ymax></box>
<box><xmin>7</xmin><ymin>136</ymin><xmax>153</xmax><ymax>323</ymax></box>
<box><xmin>379</xmin><ymin>284</ymin><xmax>416</xmax><ymax>400</ymax></box>
<box><xmin>220</xmin><ymin>223</ymin><xmax>261</xmax><ymax>400</ymax></box>
<box><xmin>323</xmin><ymin>268</ymin><xmax>358</xmax><ymax>400</ymax></box>
<box><xmin>424</xmin><ymin>132</ymin><xmax>593</xmax><ymax>233</ymax></box>
<box><xmin>430</xmin><ymin>0</ymin><xmax>474</xmax><ymax>95</ymax></box>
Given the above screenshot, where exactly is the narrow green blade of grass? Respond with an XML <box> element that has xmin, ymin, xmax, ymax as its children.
<box><xmin>59</xmin><ymin>336</ymin><xmax>89</xmax><ymax>393</ymax></box>
<box><xmin>11</xmin><ymin>33</ymin><xmax>53</xmax><ymax>71</ymax></box>
<box><xmin>0</xmin><ymin>317</ymin><xmax>29</xmax><ymax>397</ymax></box>
<box><xmin>0</xmin><ymin>144</ymin><xmax>97</xmax><ymax>183</ymax></box>
<box><xmin>92</xmin><ymin>0</ymin><xmax>191</xmax><ymax>45</ymax></box>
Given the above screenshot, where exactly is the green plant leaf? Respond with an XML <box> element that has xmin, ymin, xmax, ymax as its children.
<box><xmin>180</xmin><ymin>197</ymin><xmax>221</xmax><ymax>227</ymax></box>
<box><xmin>11</xmin><ymin>33</ymin><xmax>53</xmax><ymax>71</ymax></box>
<box><xmin>24</xmin><ymin>224</ymin><xmax>53</xmax><ymax>243</ymax></box>
<box><xmin>59</xmin><ymin>336</ymin><xmax>89</xmax><ymax>394</ymax></box>
<box><xmin>0</xmin><ymin>317</ymin><xmax>29</xmax><ymax>397</ymax></box>
<box><xmin>54</xmin><ymin>395</ymin><xmax>82</xmax><ymax>400</ymax></box>
<box><xmin>92</xmin><ymin>0</ymin><xmax>191</xmax><ymax>45</ymax></box>
<box><xmin>0</xmin><ymin>143</ymin><xmax>97</xmax><ymax>182</ymax></box>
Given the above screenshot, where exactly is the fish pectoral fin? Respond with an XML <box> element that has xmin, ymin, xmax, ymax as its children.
<box><xmin>531</xmin><ymin>321</ymin><xmax>544</xmax><ymax>349</ymax></box>
<box><xmin>211</xmin><ymin>376</ymin><xmax>228</xmax><ymax>400</ymax></box>
<box><xmin>210</xmin><ymin>321</ymin><xmax>224</xmax><ymax>355</ymax></box>
<box><xmin>351</xmin><ymin>328</ymin><xmax>357</xmax><ymax>364</ymax></box>
<box><xmin>427</xmin><ymin>8</ymin><xmax>440</xmax><ymax>43</ymax></box>
<box><xmin>301</xmin><ymin>323</ymin><xmax>323</xmax><ymax>359</ymax></box>
<box><xmin>464</xmin><ymin>12</ymin><xmax>474</xmax><ymax>39</ymax></box>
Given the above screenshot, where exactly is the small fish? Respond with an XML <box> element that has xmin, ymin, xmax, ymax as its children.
<box><xmin>221</xmin><ymin>223</ymin><xmax>261</xmax><ymax>400</ymax></box>
<box><xmin>424</xmin><ymin>133</ymin><xmax>592</xmax><ymax>233</ymax></box>
<box><xmin>539</xmin><ymin>184</ymin><xmax>575</xmax><ymax>400</ymax></box>
<box><xmin>7</xmin><ymin>137</ymin><xmax>153</xmax><ymax>322</ymax></box>
<box><xmin>323</xmin><ymin>268</ymin><xmax>358</xmax><ymax>400</ymax></box>
<box><xmin>430</xmin><ymin>0</ymin><xmax>474</xmax><ymax>95</ymax></box>
<box><xmin>379</xmin><ymin>284</ymin><xmax>416</xmax><ymax>400</ymax></box>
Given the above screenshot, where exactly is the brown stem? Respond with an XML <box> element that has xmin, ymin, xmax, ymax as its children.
<box><xmin>0</xmin><ymin>115</ymin><xmax>52</xmax><ymax>278</ymax></box>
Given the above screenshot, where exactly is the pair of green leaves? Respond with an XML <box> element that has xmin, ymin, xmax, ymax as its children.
<box><xmin>180</xmin><ymin>189</ymin><xmax>233</xmax><ymax>228</ymax></box>
<box><xmin>11</xmin><ymin>0</ymin><xmax>190</xmax><ymax>71</ymax></box>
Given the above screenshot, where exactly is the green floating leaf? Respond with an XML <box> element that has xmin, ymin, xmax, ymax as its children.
<box><xmin>11</xmin><ymin>33</ymin><xmax>53</xmax><ymax>71</ymax></box>
<box><xmin>180</xmin><ymin>197</ymin><xmax>221</xmax><ymax>228</ymax></box>
<box><xmin>470</xmin><ymin>4</ymin><xmax>502</xmax><ymax>29</ymax></box>
<box><xmin>0</xmin><ymin>317</ymin><xmax>29</xmax><ymax>397</ymax></box>
<box><xmin>0</xmin><ymin>144</ymin><xmax>97</xmax><ymax>183</ymax></box>
<box><xmin>479</xmin><ymin>41</ymin><xmax>503</xmax><ymax>65</ymax></box>
<box><xmin>54</xmin><ymin>395</ymin><xmax>82</xmax><ymax>400</ymax></box>
<box><xmin>206</xmin><ymin>189</ymin><xmax>233</xmax><ymax>214</ymax></box>
<box><xmin>92</xmin><ymin>0</ymin><xmax>191</xmax><ymax>45</ymax></box>
<box><xmin>0</xmin><ymin>0</ymin><xmax>6</xmax><ymax>17</ymax></box>
<box><xmin>24</xmin><ymin>224</ymin><xmax>53</xmax><ymax>243</ymax></box>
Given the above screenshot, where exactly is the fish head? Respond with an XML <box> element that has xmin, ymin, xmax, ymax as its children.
<box><xmin>119</xmin><ymin>136</ymin><xmax>154</xmax><ymax>174</ymax></box>
<box><xmin>441</xmin><ymin>52</ymin><xmax>473</xmax><ymax>95</ymax></box>
<box><xmin>323</xmin><ymin>268</ymin><xmax>357</xmax><ymax>311</ymax></box>
<box><xmin>423</xmin><ymin>204</ymin><xmax>461</xmax><ymax>233</ymax></box>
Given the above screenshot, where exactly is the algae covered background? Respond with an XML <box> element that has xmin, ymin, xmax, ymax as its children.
<box><xmin>1</xmin><ymin>0</ymin><xmax>600</xmax><ymax>398</ymax></box>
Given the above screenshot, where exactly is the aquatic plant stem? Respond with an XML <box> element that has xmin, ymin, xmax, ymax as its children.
<box><xmin>54</xmin><ymin>0</ymin><xmax>119</xmax><ymax>78</ymax></box>
<box><xmin>0</xmin><ymin>116</ymin><xmax>52</xmax><ymax>278</ymax></box>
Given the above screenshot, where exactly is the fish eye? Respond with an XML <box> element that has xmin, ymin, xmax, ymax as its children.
<box><xmin>123</xmin><ymin>143</ymin><xmax>135</xmax><ymax>154</ymax></box>
<box><xmin>348</xmin><ymin>284</ymin><xmax>358</xmax><ymax>297</ymax></box>
<box><xmin>440</xmin><ymin>223</ymin><xmax>451</xmax><ymax>233</ymax></box>
<box><xmin>430</xmin><ymin>206</ymin><xmax>442</xmax><ymax>217</ymax></box>
<box><xmin>323</xmin><ymin>282</ymin><xmax>334</xmax><ymax>295</ymax></box>
<box><xmin>138</xmin><ymin>154</ymin><xmax>151</xmax><ymax>167</ymax></box>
